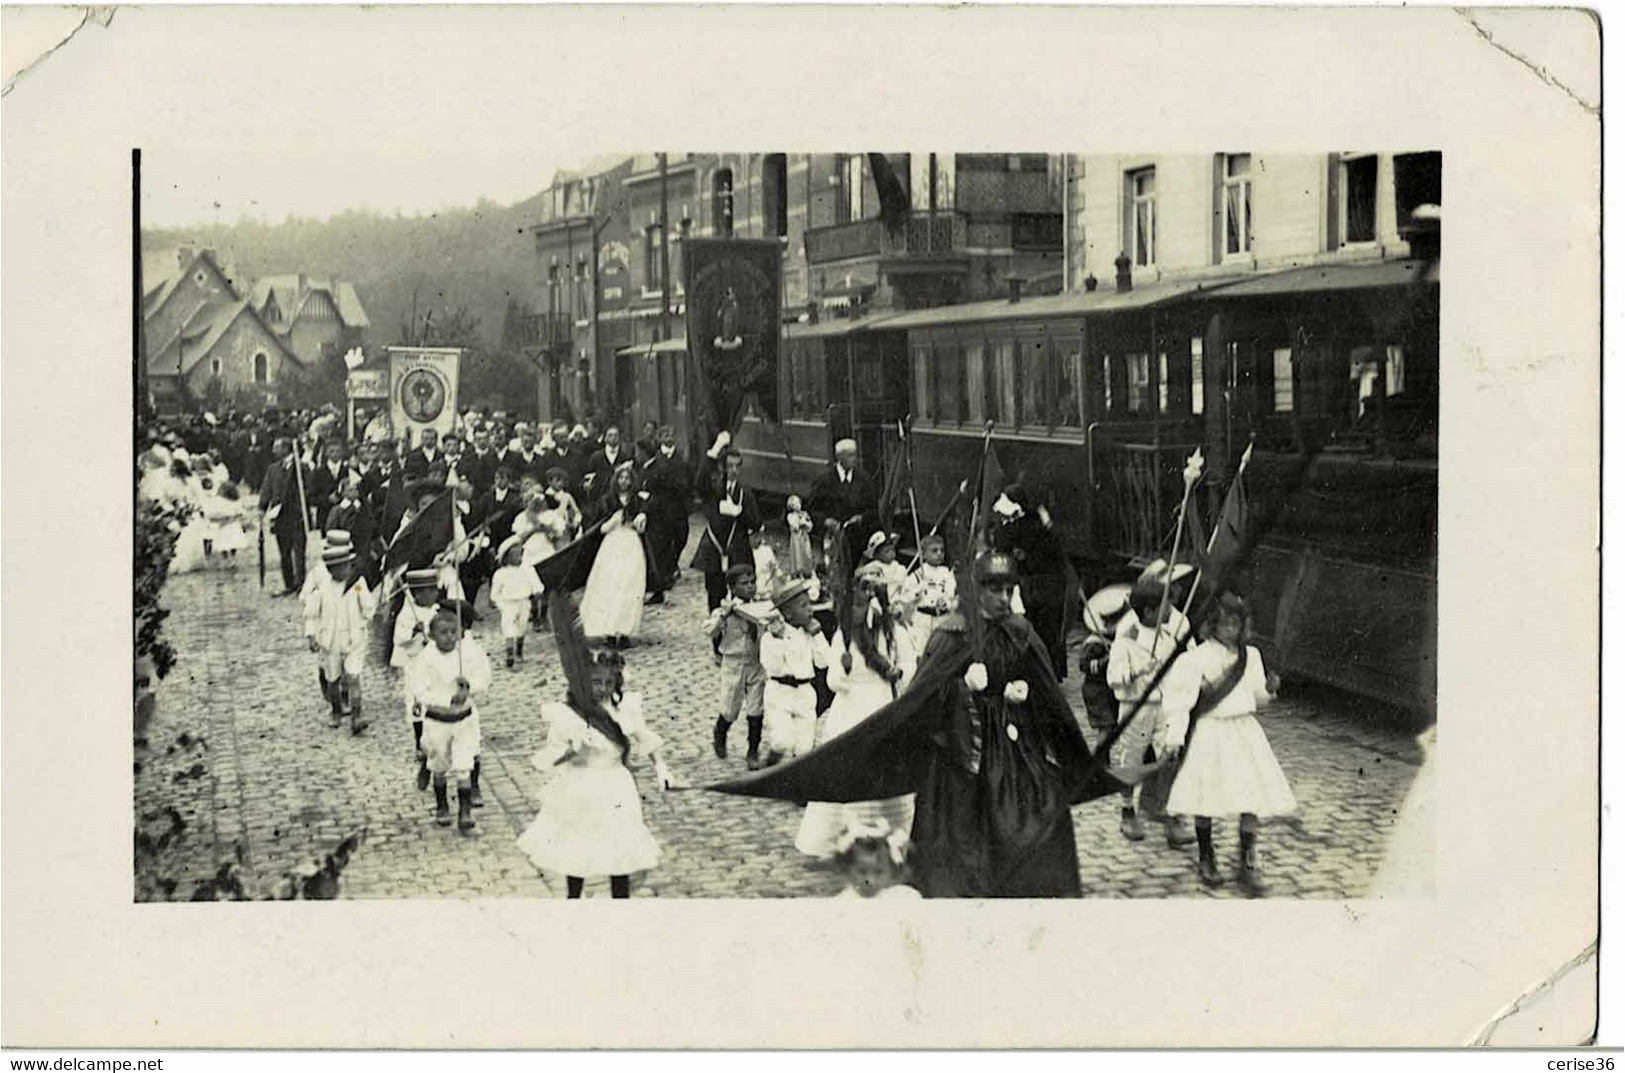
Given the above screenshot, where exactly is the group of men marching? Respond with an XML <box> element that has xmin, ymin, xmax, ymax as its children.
<box><xmin>254</xmin><ymin>416</ymin><xmax>697</xmax><ymax>609</ymax></box>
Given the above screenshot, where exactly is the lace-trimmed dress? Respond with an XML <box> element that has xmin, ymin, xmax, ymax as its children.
<box><xmin>517</xmin><ymin>692</ymin><xmax>663</xmax><ymax>878</ymax></box>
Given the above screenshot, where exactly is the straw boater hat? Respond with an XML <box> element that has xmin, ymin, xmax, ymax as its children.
<box><xmin>321</xmin><ymin>530</ymin><xmax>356</xmax><ymax>568</ymax></box>
<box><xmin>404</xmin><ymin>567</ymin><xmax>440</xmax><ymax>591</ymax></box>
<box><xmin>769</xmin><ymin>577</ymin><xmax>814</xmax><ymax>610</ymax></box>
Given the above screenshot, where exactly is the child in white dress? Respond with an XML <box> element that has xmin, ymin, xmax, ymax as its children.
<box><xmin>490</xmin><ymin>535</ymin><xmax>545</xmax><ymax>668</ymax></box>
<box><xmin>908</xmin><ymin>533</ymin><xmax>957</xmax><ymax>653</ymax></box>
<box><xmin>831</xmin><ymin>820</ymin><xmax>922</xmax><ymax>900</ymax></box>
<box><xmin>518</xmin><ymin>649</ymin><xmax>673</xmax><ymax>898</ymax></box>
<box><xmin>784</xmin><ymin>495</ymin><xmax>815</xmax><ymax>579</ymax></box>
<box><xmin>796</xmin><ymin>579</ymin><xmax>917</xmax><ymax>858</ymax></box>
<box><xmin>1156</xmin><ymin>591</ymin><xmax>1295</xmax><ymax>895</ymax></box>
<box><xmin>750</xmin><ymin>528</ymin><xmax>780</xmax><ymax>597</ymax></box>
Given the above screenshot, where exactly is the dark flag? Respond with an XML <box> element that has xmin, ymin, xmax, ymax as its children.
<box><xmin>1187</xmin><ymin>442</ymin><xmax>1253</xmax><ymax>599</ymax></box>
<box><xmin>866</xmin><ymin>153</ymin><xmax>912</xmax><ymax>233</ymax></box>
<box><xmin>684</xmin><ymin>238</ymin><xmax>783</xmax><ymax>435</ymax></box>
<box><xmin>382</xmin><ymin>488</ymin><xmax>454</xmax><ymax>575</ymax></box>
<box><xmin>876</xmin><ymin>426</ymin><xmax>910</xmax><ymax>531</ymax></box>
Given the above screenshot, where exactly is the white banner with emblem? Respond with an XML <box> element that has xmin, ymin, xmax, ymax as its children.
<box><xmin>387</xmin><ymin>347</ymin><xmax>462</xmax><ymax>443</ymax></box>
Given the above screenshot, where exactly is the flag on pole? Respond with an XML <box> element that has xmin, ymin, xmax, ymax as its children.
<box><xmin>876</xmin><ymin>426</ymin><xmax>910</xmax><ymax>530</ymax></box>
<box><xmin>382</xmin><ymin>488</ymin><xmax>455</xmax><ymax>575</ymax></box>
<box><xmin>1188</xmin><ymin>443</ymin><xmax>1252</xmax><ymax>590</ymax></box>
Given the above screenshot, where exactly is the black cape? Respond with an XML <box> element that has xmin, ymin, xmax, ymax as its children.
<box><xmin>707</xmin><ymin>611</ymin><xmax>1158</xmax><ymax>896</ymax></box>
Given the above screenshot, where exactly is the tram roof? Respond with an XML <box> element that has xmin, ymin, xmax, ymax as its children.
<box><xmin>871</xmin><ymin>274</ymin><xmax>1249</xmax><ymax>331</ymax></box>
<box><xmin>1212</xmin><ymin>257</ymin><xmax>1439</xmax><ymax>298</ymax></box>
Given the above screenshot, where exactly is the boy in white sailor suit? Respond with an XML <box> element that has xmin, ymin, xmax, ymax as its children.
<box><xmin>392</xmin><ymin>568</ymin><xmax>443</xmax><ymax>791</ymax></box>
<box><xmin>758</xmin><ymin>578</ymin><xmax>832</xmax><ymax>766</ymax></box>
<box><xmin>302</xmin><ymin>531</ymin><xmax>379</xmax><ymax>734</ymax></box>
<box><xmin>406</xmin><ymin>602</ymin><xmax>493</xmax><ymax>832</ymax></box>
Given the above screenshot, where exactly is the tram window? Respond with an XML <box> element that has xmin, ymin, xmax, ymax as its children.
<box><xmin>1158</xmin><ymin>352</ymin><xmax>1170</xmax><ymax>414</ymax></box>
<box><xmin>1126</xmin><ymin>353</ymin><xmax>1151</xmax><ymax>413</ymax></box>
<box><xmin>1019</xmin><ymin>339</ymin><xmax>1047</xmax><ymax>429</ymax></box>
<box><xmin>1101</xmin><ymin>355</ymin><xmax>1114</xmax><ymax>414</ymax></box>
<box><xmin>1190</xmin><ymin>337</ymin><xmax>1205</xmax><ymax>415</ymax></box>
<box><xmin>1056</xmin><ymin>345</ymin><xmax>1084</xmax><ymax>429</ymax></box>
<box><xmin>935</xmin><ymin>341</ymin><xmax>961</xmax><ymax>424</ymax></box>
<box><xmin>1272</xmin><ymin>348</ymin><xmax>1295</xmax><ymax>412</ymax></box>
<box><xmin>963</xmin><ymin>343</ymin><xmax>986</xmax><ymax>424</ymax></box>
<box><xmin>911</xmin><ymin>343</ymin><xmax>935</xmax><ymax>423</ymax></box>
<box><xmin>992</xmin><ymin>340</ymin><xmax>1016</xmax><ymax>426</ymax></box>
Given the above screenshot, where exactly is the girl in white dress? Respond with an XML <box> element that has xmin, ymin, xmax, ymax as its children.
<box><xmin>578</xmin><ymin>463</ymin><xmax>651</xmax><ymax>645</ymax></box>
<box><xmin>166</xmin><ymin>457</ymin><xmax>212</xmax><ymax>575</ymax></box>
<box><xmin>1155</xmin><ymin>591</ymin><xmax>1296</xmax><ymax>895</ymax></box>
<box><xmin>204</xmin><ymin>481</ymin><xmax>251</xmax><ymax>563</ymax></box>
<box><xmin>831</xmin><ymin>820</ymin><xmax>921</xmax><ymax>900</ymax></box>
<box><xmin>490</xmin><ymin>536</ymin><xmax>545</xmax><ymax>667</ymax></box>
<box><xmin>517</xmin><ymin>649</ymin><xmax>673</xmax><ymax>899</ymax></box>
<box><xmin>795</xmin><ymin>575</ymin><xmax>918</xmax><ymax>858</ymax></box>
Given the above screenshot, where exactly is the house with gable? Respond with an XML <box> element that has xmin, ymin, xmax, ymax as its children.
<box><xmin>248</xmin><ymin>273</ymin><xmax>370</xmax><ymax>366</ymax></box>
<box><xmin>143</xmin><ymin>246</ymin><xmax>303</xmax><ymax>411</ymax></box>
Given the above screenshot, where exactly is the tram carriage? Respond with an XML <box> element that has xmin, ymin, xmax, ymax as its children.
<box><xmin>626</xmin><ymin>255</ymin><xmax>1439</xmax><ymax>713</ymax></box>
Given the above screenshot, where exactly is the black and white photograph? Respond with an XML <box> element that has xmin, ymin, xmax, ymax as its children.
<box><xmin>1</xmin><ymin>3</ymin><xmax>1603</xmax><ymax>1052</ymax></box>
<box><xmin>131</xmin><ymin>148</ymin><xmax>1442</xmax><ymax>904</ymax></box>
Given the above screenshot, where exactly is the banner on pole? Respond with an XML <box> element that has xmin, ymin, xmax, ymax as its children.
<box><xmin>347</xmin><ymin>369</ymin><xmax>389</xmax><ymax>400</ymax></box>
<box><xmin>387</xmin><ymin>347</ymin><xmax>462</xmax><ymax>441</ymax></box>
<box><xmin>683</xmin><ymin>238</ymin><xmax>781</xmax><ymax>436</ymax></box>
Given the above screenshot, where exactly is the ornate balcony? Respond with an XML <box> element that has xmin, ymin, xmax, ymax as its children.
<box><xmin>805</xmin><ymin>212</ymin><xmax>968</xmax><ymax>265</ymax></box>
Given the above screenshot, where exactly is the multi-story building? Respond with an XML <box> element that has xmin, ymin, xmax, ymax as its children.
<box><xmin>526</xmin><ymin>156</ymin><xmax>633</xmax><ymax>422</ymax></box>
<box><xmin>248</xmin><ymin>272</ymin><xmax>370</xmax><ymax>365</ymax></box>
<box><xmin>534</xmin><ymin>152</ymin><xmax>1067</xmax><ymax>432</ymax></box>
<box><xmin>1063</xmin><ymin>151</ymin><xmax>1442</xmax><ymax>289</ymax></box>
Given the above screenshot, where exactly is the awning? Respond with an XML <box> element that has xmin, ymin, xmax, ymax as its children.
<box><xmin>785</xmin><ymin>315</ymin><xmax>896</xmax><ymax>340</ymax></box>
<box><xmin>874</xmin><ymin>274</ymin><xmax>1246</xmax><ymax>330</ymax></box>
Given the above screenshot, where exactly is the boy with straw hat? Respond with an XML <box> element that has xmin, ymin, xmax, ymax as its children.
<box><xmin>302</xmin><ymin>530</ymin><xmax>378</xmax><ymax>734</ymax></box>
<box><xmin>758</xmin><ymin>577</ymin><xmax>832</xmax><ymax>767</ymax></box>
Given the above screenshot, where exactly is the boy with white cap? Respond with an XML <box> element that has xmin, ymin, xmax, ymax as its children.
<box><xmin>302</xmin><ymin>530</ymin><xmax>379</xmax><ymax>733</ymax></box>
<box><xmin>758</xmin><ymin>577</ymin><xmax>832</xmax><ymax>765</ymax></box>
<box><xmin>490</xmin><ymin>532</ymin><xmax>545</xmax><ymax>668</ymax></box>
<box><xmin>406</xmin><ymin>602</ymin><xmax>492</xmax><ymax>832</ymax></box>
<box><xmin>393</xmin><ymin>567</ymin><xmax>443</xmax><ymax>789</ymax></box>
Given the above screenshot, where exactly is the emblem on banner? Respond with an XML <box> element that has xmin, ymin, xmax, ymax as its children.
<box><xmin>399</xmin><ymin>367</ymin><xmax>448</xmax><ymax>422</ymax></box>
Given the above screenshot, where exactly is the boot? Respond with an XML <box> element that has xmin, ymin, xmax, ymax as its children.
<box><xmin>517</xmin><ymin>637</ymin><xmax>526</xmax><ymax>662</ymax></box>
<box><xmin>433</xmin><ymin>779</ymin><xmax>452</xmax><ymax>827</ymax></box>
<box><xmin>506</xmin><ymin>643</ymin><xmax>515</xmax><ymax>670</ymax></box>
<box><xmin>457</xmin><ymin>786</ymin><xmax>476</xmax><ymax>833</ymax></box>
<box><xmin>1196</xmin><ymin>821</ymin><xmax>1223</xmax><ymax>888</ymax></box>
<box><xmin>349</xmin><ymin>695</ymin><xmax>368</xmax><ymax>736</ymax></box>
<box><xmin>416</xmin><ymin>755</ymin><xmax>431</xmax><ymax>792</ymax></box>
<box><xmin>1119</xmin><ymin>806</ymin><xmax>1146</xmax><ymax>842</ymax></box>
<box><xmin>713</xmin><ymin>716</ymin><xmax>730</xmax><ymax>759</ymax></box>
<box><xmin>1237</xmin><ymin>829</ymin><xmax>1267</xmax><ymax>897</ymax></box>
<box><xmin>1165</xmin><ymin>815</ymin><xmax>1197</xmax><ymax>848</ymax></box>
<box><xmin>326</xmin><ymin>681</ymin><xmax>343</xmax><ymax>729</ymax></box>
<box><xmin>468</xmin><ymin>759</ymin><xmax>484</xmax><ymax>808</ymax></box>
<box><xmin>745</xmin><ymin>717</ymin><xmax>764</xmax><ymax>771</ymax></box>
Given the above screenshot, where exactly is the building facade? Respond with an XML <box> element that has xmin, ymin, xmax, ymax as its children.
<box><xmin>248</xmin><ymin>274</ymin><xmax>370</xmax><ymax>365</ymax></box>
<box><xmin>143</xmin><ymin>247</ymin><xmax>304</xmax><ymax>411</ymax></box>
<box><xmin>1062</xmin><ymin>152</ymin><xmax>1442</xmax><ymax>289</ymax></box>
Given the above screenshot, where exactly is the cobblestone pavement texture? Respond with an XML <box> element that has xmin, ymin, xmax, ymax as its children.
<box><xmin>137</xmin><ymin>519</ymin><xmax>1427</xmax><ymax>901</ymax></box>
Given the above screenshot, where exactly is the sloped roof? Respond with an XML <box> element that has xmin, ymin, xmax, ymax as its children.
<box><xmin>249</xmin><ymin>274</ymin><xmax>370</xmax><ymax>329</ymax></box>
<box><xmin>552</xmin><ymin>155</ymin><xmax>632</xmax><ymax>185</ymax></box>
<box><xmin>149</xmin><ymin>300</ymin><xmax>300</xmax><ymax>376</ymax></box>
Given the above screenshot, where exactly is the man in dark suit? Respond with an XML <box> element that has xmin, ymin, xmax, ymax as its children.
<box><xmin>688</xmin><ymin>433</ymin><xmax>760</xmax><ymax>610</ymax></box>
<box><xmin>304</xmin><ymin>437</ymin><xmax>352</xmax><ymax>530</ymax></box>
<box><xmin>402</xmin><ymin>428</ymin><xmax>441</xmax><ymax>480</ymax></box>
<box><xmin>260</xmin><ymin>439</ymin><xmax>310</xmax><ymax>595</ymax></box>
<box><xmin>539</xmin><ymin>421</ymin><xmax>578</xmax><ymax>493</ymax></box>
<box><xmin>580</xmin><ymin>424</ymin><xmax>628</xmax><ymax>500</ymax></box>
<box><xmin>806</xmin><ymin>437</ymin><xmax>879</xmax><ymax>572</ymax></box>
<box><xmin>462</xmin><ymin>426</ymin><xmax>499</xmax><ymax>494</ymax></box>
<box><xmin>644</xmin><ymin>423</ymin><xmax>692</xmax><ymax>589</ymax></box>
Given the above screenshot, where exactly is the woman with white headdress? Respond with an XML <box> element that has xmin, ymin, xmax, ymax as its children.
<box><xmin>577</xmin><ymin>461</ymin><xmax>653</xmax><ymax>645</ymax></box>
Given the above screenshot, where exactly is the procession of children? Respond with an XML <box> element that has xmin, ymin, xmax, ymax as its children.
<box><xmin>161</xmin><ymin>408</ymin><xmax>1303</xmax><ymax>901</ymax></box>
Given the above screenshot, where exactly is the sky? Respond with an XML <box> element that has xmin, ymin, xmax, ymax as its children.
<box><xmin>141</xmin><ymin>147</ymin><xmax>565</xmax><ymax>230</ymax></box>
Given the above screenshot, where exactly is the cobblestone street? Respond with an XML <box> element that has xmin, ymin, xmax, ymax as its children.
<box><xmin>136</xmin><ymin>520</ymin><xmax>1428</xmax><ymax>901</ymax></box>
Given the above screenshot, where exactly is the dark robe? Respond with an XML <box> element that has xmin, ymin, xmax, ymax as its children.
<box><xmin>992</xmin><ymin>513</ymin><xmax>1077</xmax><ymax>681</ymax></box>
<box><xmin>709</xmin><ymin>611</ymin><xmax>1156</xmax><ymax>898</ymax></box>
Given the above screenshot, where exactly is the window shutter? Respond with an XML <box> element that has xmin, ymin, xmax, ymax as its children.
<box><xmin>1326</xmin><ymin>154</ymin><xmax>1341</xmax><ymax>252</ymax></box>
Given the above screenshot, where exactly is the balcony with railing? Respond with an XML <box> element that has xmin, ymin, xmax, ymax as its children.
<box><xmin>805</xmin><ymin>211</ymin><xmax>969</xmax><ymax>266</ymax></box>
<box><xmin>518</xmin><ymin>312</ymin><xmax>575</xmax><ymax>349</ymax></box>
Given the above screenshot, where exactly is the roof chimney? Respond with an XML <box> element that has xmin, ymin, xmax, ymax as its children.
<box><xmin>1083</xmin><ymin>274</ymin><xmax>1099</xmax><ymax>293</ymax></box>
<box><xmin>1114</xmin><ymin>253</ymin><xmax>1132</xmax><ymax>293</ymax></box>
<box><xmin>1007</xmin><ymin>276</ymin><xmax>1024</xmax><ymax>303</ymax></box>
<box><xmin>177</xmin><ymin>245</ymin><xmax>195</xmax><ymax>271</ymax></box>
<box><xmin>1401</xmin><ymin>204</ymin><xmax>1441</xmax><ymax>262</ymax></box>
